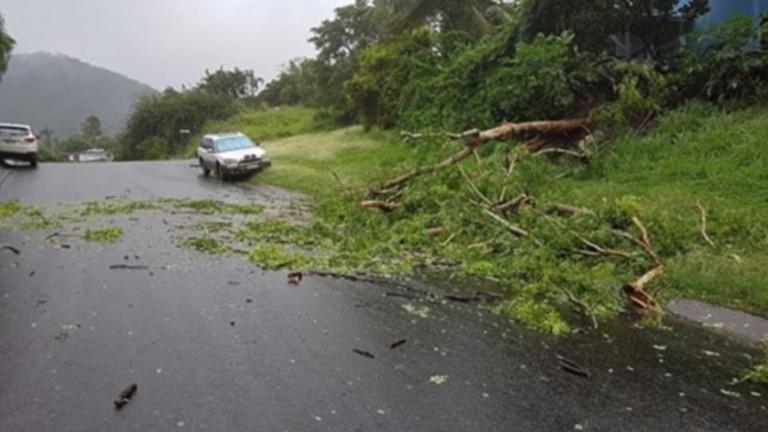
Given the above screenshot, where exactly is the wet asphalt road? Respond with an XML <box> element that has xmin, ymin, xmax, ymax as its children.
<box><xmin>1</xmin><ymin>161</ymin><xmax>767</xmax><ymax>432</ymax></box>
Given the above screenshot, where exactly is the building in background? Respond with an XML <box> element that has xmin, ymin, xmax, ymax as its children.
<box><xmin>698</xmin><ymin>0</ymin><xmax>768</xmax><ymax>27</ymax></box>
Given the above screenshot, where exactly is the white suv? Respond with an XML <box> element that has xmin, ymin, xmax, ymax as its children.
<box><xmin>0</xmin><ymin>123</ymin><xmax>38</xmax><ymax>167</ymax></box>
<box><xmin>197</xmin><ymin>132</ymin><xmax>270</xmax><ymax>180</ymax></box>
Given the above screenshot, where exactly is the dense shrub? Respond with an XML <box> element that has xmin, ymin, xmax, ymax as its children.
<box><xmin>120</xmin><ymin>90</ymin><xmax>237</xmax><ymax>160</ymax></box>
<box><xmin>677</xmin><ymin>16</ymin><xmax>768</xmax><ymax>102</ymax></box>
<box><xmin>347</xmin><ymin>25</ymin><xmax>597</xmax><ymax>131</ymax></box>
<box><xmin>345</xmin><ymin>28</ymin><xmax>440</xmax><ymax>129</ymax></box>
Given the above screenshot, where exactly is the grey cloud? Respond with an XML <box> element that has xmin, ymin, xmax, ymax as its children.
<box><xmin>1</xmin><ymin>0</ymin><xmax>350</xmax><ymax>89</ymax></box>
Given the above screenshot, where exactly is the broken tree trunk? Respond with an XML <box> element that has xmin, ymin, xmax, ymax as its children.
<box><xmin>624</xmin><ymin>266</ymin><xmax>664</xmax><ymax>312</ymax></box>
<box><xmin>461</xmin><ymin>118</ymin><xmax>592</xmax><ymax>147</ymax></box>
<box><xmin>369</xmin><ymin>118</ymin><xmax>592</xmax><ymax>198</ymax></box>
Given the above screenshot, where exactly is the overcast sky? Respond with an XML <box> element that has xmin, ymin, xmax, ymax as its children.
<box><xmin>1</xmin><ymin>0</ymin><xmax>350</xmax><ymax>90</ymax></box>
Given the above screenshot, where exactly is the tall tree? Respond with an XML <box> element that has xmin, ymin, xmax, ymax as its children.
<box><xmin>81</xmin><ymin>115</ymin><xmax>102</xmax><ymax>143</ymax></box>
<box><xmin>374</xmin><ymin>0</ymin><xmax>510</xmax><ymax>37</ymax></box>
<box><xmin>309</xmin><ymin>0</ymin><xmax>381</xmax><ymax>120</ymax></box>
<box><xmin>198</xmin><ymin>68</ymin><xmax>263</xmax><ymax>99</ymax></box>
<box><xmin>520</xmin><ymin>0</ymin><xmax>710</xmax><ymax>55</ymax></box>
<box><xmin>0</xmin><ymin>14</ymin><xmax>15</xmax><ymax>80</ymax></box>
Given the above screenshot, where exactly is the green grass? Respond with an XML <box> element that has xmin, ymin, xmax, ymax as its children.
<box><xmin>224</xmin><ymin>101</ymin><xmax>768</xmax><ymax>332</ymax></box>
<box><xmin>256</xmin><ymin>127</ymin><xmax>419</xmax><ymax>197</ymax></box>
<box><xmin>185</xmin><ymin>106</ymin><xmax>322</xmax><ymax>157</ymax></box>
<box><xmin>248</xmin><ymin>243</ymin><xmax>312</xmax><ymax>270</ymax></box>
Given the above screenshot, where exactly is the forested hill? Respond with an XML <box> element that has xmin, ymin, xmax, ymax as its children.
<box><xmin>0</xmin><ymin>52</ymin><xmax>157</xmax><ymax>136</ymax></box>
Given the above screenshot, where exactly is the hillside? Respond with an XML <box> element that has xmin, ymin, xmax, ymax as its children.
<box><xmin>0</xmin><ymin>52</ymin><xmax>156</xmax><ymax>136</ymax></box>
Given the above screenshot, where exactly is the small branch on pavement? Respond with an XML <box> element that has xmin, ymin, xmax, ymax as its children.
<box><xmin>0</xmin><ymin>244</ymin><xmax>20</xmax><ymax>255</ymax></box>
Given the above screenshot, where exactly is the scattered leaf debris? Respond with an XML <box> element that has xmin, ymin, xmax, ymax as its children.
<box><xmin>109</xmin><ymin>264</ymin><xmax>149</xmax><ymax>270</ymax></box>
<box><xmin>429</xmin><ymin>375</ymin><xmax>448</xmax><ymax>385</ymax></box>
<box><xmin>353</xmin><ymin>349</ymin><xmax>375</xmax><ymax>359</ymax></box>
<box><xmin>288</xmin><ymin>272</ymin><xmax>303</xmax><ymax>285</ymax></box>
<box><xmin>390</xmin><ymin>339</ymin><xmax>407</xmax><ymax>349</ymax></box>
<box><xmin>402</xmin><ymin>304</ymin><xmax>430</xmax><ymax>319</ymax></box>
<box><xmin>114</xmin><ymin>383</ymin><xmax>138</xmax><ymax>410</ymax></box>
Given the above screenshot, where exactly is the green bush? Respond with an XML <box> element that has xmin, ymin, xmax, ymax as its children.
<box><xmin>346</xmin><ymin>25</ymin><xmax>595</xmax><ymax>132</ymax></box>
<box><xmin>120</xmin><ymin>89</ymin><xmax>238</xmax><ymax>160</ymax></box>
<box><xmin>677</xmin><ymin>16</ymin><xmax>768</xmax><ymax>103</ymax></box>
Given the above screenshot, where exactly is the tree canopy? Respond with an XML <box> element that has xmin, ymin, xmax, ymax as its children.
<box><xmin>198</xmin><ymin>68</ymin><xmax>263</xmax><ymax>99</ymax></box>
<box><xmin>374</xmin><ymin>0</ymin><xmax>510</xmax><ymax>37</ymax></box>
<box><xmin>81</xmin><ymin>115</ymin><xmax>102</xmax><ymax>142</ymax></box>
<box><xmin>0</xmin><ymin>15</ymin><xmax>15</xmax><ymax>80</ymax></box>
<box><xmin>520</xmin><ymin>0</ymin><xmax>710</xmax><ymax>54</ymax></box>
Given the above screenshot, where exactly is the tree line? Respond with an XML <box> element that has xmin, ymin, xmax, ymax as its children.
<box><xmin>259</xmin><ymin>0</ymin><xmax>746</xmax><ymax>133</ymax></box>
<box><xmin>8</xmin><ymin>1</ymin><xmax>768</xmax><ymax>161</ymax></box>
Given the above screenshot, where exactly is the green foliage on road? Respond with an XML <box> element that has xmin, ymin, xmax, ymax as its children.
<box><xmin>183</xmin><ymin>236</ymin><xmax>229</xmax><ymax>255</ymax></box>
<box><xmin>0</xmin><ymin>201</ymin><xmax>22</xmax><ymax>218</ymax></box>
<box><xmin>175</xmin><ymin>199</ymin><xmax>264</xmax><ymax>215</ymax></box>
<box><xmin>83</xmin><ymin>227</ymin><xmax>124</xmax><ymax>243</ymax></box>
<box><xmin>742</xmin><ymin>344</ymin><xmax>768</xmax><ymax>384</ymax></box>
<box><xmin>82</xmin><ymin>200</ymin><xmax>156</xmax><ymax>216</ymax></box>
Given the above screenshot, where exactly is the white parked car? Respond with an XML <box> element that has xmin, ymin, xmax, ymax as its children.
<box><xmin>0</xmin><ymin>123</ymin><xmax>38</xmax><ymax>167</ymax></box>
<box><xmin>70</xmin><ymin>148</ymin><xmax>114</xmax><ymax>163</ymax></box>
<box><xmin>197</xmin><ymin>132</ymin><xmax>270</xmax><ymax>179</ymax></box>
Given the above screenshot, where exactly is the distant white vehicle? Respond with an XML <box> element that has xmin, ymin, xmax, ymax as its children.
<box><xmin>70</xmin><ymin>148</ymin><xmax>113</xmax><ymax>163</ymax></box>
<box><xmin>197</xmin><ymin>132</ymin><xmax>270</xmax><ymax>180</ymax></box>
<box><xmin>0</xmin><ymin>123</ymin><xmax>38</xmax><ymax>167</ymax></box>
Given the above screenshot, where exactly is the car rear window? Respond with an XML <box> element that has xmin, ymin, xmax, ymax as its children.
<box><xmin>215</xmin><ymin>136</ymin><xmax>254</xmax><ymax>153</ymax></box>
<box><xmin>0</xmin><ymin>126</ymin><xmax>31</xmax><ymax>136</ymax></box>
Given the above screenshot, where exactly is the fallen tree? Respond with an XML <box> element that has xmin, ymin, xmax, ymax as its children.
<box><xmin>366</xmin><ymin>118</ymin><xmax>592</xmax><ymax>201</ymax></box>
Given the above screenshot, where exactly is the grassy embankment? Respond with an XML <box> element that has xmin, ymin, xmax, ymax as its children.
<box><xmin>184</xmin><ymin>106</ymin><xmax>321</xmax><ymax>158</ymax></box>
<box><xmin>193</xmin><ymin>103</ymin><xmax>768</xmax><ymax>333</ymax></box>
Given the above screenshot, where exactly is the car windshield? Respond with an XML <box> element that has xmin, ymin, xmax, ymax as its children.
<box><xmin>214</xmin><ymin>136</ymin><xmax>254</xmax><ymax>153</ymax></box>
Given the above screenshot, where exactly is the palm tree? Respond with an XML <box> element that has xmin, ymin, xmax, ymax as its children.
<box><xmin>374</xmin><ymin>0</ymin><xmax>513</xmax><ymax>37</ymax></box>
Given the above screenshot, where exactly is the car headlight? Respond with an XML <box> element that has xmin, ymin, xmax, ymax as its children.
<box><xmin>222</xmin><ymin>158</ymin><xmax>238</xmax><ymax>165</ymax></box>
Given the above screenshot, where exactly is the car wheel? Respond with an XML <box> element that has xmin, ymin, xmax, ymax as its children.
<box><xmin>215</xmin><ymin>162</ymin><xmax>224</xmax><ymax>180</ymax></box>
<box><xmin>30</xmin><ymin>158</ymin><xmax>38</xmax><ymax>168</ymax></box>
<box><xmin>200</xmin><ymin>158</ymin><xmax>210</xmax><ymax>176</ymax></box>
